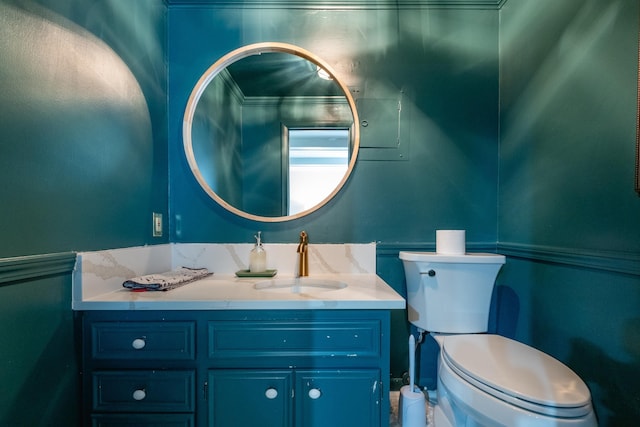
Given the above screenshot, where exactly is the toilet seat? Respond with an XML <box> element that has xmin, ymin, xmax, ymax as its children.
<box><xmin>441</xmin><ymin>334</ymin><xmax>593</xmax><ymax>418</ymax></box>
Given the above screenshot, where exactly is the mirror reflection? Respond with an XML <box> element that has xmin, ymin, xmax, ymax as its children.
<box><xmin>183</xmin><ymin>42</ymin><xmax>359</xmax><ymax>222</ymax></box>
<box><xmin>288</xmin><ymin>128</ymin><xmax>349</xmax><ymax>214</ymax></box>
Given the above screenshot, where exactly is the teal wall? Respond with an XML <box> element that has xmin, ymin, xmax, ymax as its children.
<box><xmin>168</xmin><ymin>5</ymin><xmax>500</xmax><ymax>244</ymax></box>
<box><xmin>0</xmin><ymin>0</ymin><xmax>167</xmax><ymax>424</ymax></box>
<box><xmin>0</xmin><ymin>265</ymin><xmax>76</xmax><ymax>425</ymax></box>
<box><xmin>498</xmin><ymin>0</ymin><xmax>640</xmax><ymax>425</ymax></box>
<box><xmin>0</xmin><ymin>0</ymin><xmax>168</xmax><ymax>257</ymax></box>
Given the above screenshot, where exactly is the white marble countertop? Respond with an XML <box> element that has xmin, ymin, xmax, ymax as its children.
<box><xmin>72</xmin><ymin>243</ymin><xmax>405</xmax><ymax>311</ymax></box>
<box><xmin>73</xmin><ymin>273</ymin><xmax>405</xmax><ymax>311</ymax></box>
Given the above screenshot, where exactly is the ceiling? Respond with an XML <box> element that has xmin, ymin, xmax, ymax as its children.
<box><xmin>165</xmin><ymin>0</ymin><xmax>508</xmax><ymax>9</ymax></box>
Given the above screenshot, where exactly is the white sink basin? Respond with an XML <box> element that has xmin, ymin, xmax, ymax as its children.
<box><xmin>254</xmin><ymin>278</ymin><xmax>348</xmax><ymax>293</ymax></box>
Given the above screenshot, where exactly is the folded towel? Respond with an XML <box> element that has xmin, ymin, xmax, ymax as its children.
<box><xmin>123</xmin><ymin>267</ymin><xmax>212</xmax><ymax>291</ymax></box>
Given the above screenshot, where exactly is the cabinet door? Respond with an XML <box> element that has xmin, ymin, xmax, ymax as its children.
<box><xmin>295</xmin><ymin>369</ymin><xmax>381</xmax><ymax>427</ymax></box>
<box><xmin>208</xmin><ymin>370</ymin><xmax>292</xmax><ymax>427</ymax></box>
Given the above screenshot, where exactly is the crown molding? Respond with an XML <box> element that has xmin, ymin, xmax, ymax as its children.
<box><xmin>165</xmin><ymin>0</ymin><xmax>507</xmax><ymax>10</ymax></box>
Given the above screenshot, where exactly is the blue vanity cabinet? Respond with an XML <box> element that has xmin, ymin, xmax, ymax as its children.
<box><xmin>81</xmin><ymin>310</ymin><xmax>390</xmax><ymax>427</ymax></box>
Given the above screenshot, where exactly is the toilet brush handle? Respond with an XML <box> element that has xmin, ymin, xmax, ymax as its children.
<box><xmin>409</xmin><ymin>334</ymin><xmax>416</xmax><ymax>391</ymax></box>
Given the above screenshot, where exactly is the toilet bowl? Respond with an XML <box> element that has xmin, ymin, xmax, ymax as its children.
<box><xmin>399</xmin><ymin>251</ymin><xmax>598</xmax><ymax>427</ymax></box>
<box><xmin>434</xmin><ymin>334</ymin><xmax>597</xmax><ymax>427</ymax></box>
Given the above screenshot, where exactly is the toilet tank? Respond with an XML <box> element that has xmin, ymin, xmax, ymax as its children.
<box><xmin>399</xmin><ymin>252</ymin><xmax>505</xmax><ymax>333</ymax></box>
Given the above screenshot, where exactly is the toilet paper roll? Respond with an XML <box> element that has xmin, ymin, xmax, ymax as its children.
<box><xmin>436</xmin><ymin>230</ymin><xmax>466</xmax><ymax>255</ymax></box>
<box><xmin>399</xmin><ymin>385</ymin><xmax>426</xmax><ymax>427</ymax></box>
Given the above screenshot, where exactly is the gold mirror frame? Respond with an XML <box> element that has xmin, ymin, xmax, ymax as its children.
<box><xmin>183</xmin><ymin>42</ymin><xmax>360</xmax><ymax>222</ymax></box>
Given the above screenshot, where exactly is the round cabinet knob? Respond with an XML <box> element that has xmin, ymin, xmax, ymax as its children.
<box><xmin>131</xmin><ymin>338</ymin><xmax>146</xmax><ymax>350</ymax></box>
<box><xmin>427</xmin><ymin>269</ymin><xmax>436</xmax><ymax>277</ymax></box>
<box><xmin>265</xmin><ymin>388</ymin><xmax>278</xmax><ymax>399</ymax></box>
<box><xmin>132</xmin><ymin>389</ymin><xmax>146</xmax><ymax>401</ymax></box>
<box><xmin>308</xmin><ymin>388</ymin><xmax>322</xmax><ymax>399</ymax></box>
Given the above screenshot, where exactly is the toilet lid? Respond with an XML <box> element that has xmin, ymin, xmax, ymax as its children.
<box><xmin>442</xmin><ymin>335</ymin><xmax>592</xmax><ymax>413</ymax></box>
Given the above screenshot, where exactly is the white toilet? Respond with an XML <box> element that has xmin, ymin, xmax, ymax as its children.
<box><xmin>399</xmin><ymin>251</ymin><xmax>598</xmax><ymax>427</ymax></box>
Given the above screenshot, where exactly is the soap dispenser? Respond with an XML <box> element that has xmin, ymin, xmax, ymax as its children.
<box><xmin>249</xmin><ymin>231</ymin><xmax>267</xmax><ymax>273</ymax></box>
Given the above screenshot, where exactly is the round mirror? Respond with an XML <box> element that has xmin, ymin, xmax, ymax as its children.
<box><xmin>183</xmin><ymin>42</ymin><xmax>360</xmax><ymax>222</ymax></box>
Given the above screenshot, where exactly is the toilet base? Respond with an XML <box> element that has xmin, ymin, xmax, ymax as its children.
<box><xmin>433</xmin><ymin>402</ymin><xmax>454</xmax><ymax>427</ymax></box>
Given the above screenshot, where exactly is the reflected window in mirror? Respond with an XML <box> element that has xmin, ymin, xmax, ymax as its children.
<box><xmin>287</xmin><ymin>128</ymin><xmax>350</xmax><ymax>215</ymax></box>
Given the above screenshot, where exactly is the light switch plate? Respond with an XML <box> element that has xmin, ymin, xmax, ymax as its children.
<box><xmin>152</xmin><ymin>212</ymin><xmax>162</xmax><ymax>237</ymax></box>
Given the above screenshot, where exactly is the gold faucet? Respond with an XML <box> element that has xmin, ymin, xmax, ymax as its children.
<box><xmin>297</xmin><ymin>230</ymin><xmax>309</xmax><ymax>277</ymax></box>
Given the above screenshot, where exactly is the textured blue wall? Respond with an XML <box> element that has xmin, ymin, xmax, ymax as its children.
<box><xmin>0</xmin><ymin>0</ymin><xmax>166</xmax><ymax>424</ymax></box>
<box><xmin>168</xmin><ymin>6</ymin><xmax>500</xmax><ymax>245</ymax></box>
<box><xmin>498</xmin><ymin>0</ymin><xmax>640</xmax><ymax>424</ymax></box>
<box><xmin>0</xmin><ymin>0</ymin><xmax>168</xmax><ymax>256</ymax></box>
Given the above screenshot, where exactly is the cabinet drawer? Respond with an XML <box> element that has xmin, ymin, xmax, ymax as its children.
<box><xmin>92</xmin><ymin>370</ymin><xmax>194</xmax><ymax>413</ymax></box>
<box><xmin>91</xmin><ymin>413</ymin><xmax>194</xmax><ymax>427</ymax></box>
<box><xmin>90</xmin><ymin>321</ymin><xmax>195</xmax><ymax>360</ymax></box>
<box><xmin>209</xmin><ymin>320</ymin><xmax>381</xmax><ymax>360</ymax></box>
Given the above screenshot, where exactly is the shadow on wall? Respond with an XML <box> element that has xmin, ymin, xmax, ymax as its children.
<box><xmin>489</xmin><ymin>285</ymin><xmax>520</xmax><ymax>338</ymax></box>
<box><xmin>568</xmin><ymin>318</ymin><xmax>640</xmax><ymax>427</ymax></box>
